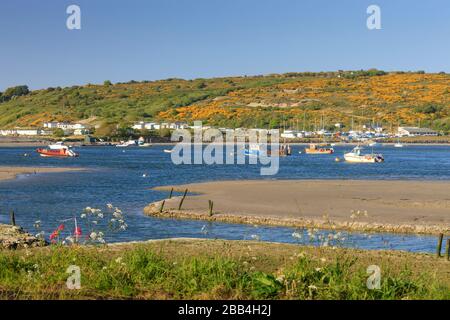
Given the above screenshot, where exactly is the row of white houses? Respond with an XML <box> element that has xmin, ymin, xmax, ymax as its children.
<box><xmin>43</xmin><ymin>122</ymin><xmax>90</xmax><ymax>134</ymax></box>
<box><xmin>1</xmin><ymin>122</ymin><xmax>91</xmax><ymax>136</ymax></box>
<box><xmin>0</xmin><ymin>129</ymin><xmax>52</xmax><ymax>136</ymax></box>
<box><xmin>397</xmin><ymin>127</ymin><xmax>438</xmax><ymax>136</ymax></box>
<box><xmin>132</xmin><ymin>121</ymin><xmax>189</xmax><ymax>130</ymax></box>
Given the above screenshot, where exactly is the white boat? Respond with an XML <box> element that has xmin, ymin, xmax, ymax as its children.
<box><xmin>163</xmin><ymin>149</ymin><xmax>173</xmax><ymax>153</ymax></box>
<box><xmin>48</xmin><ymin>141</ymin><xmax>67</xmax><ymax>150</ymax></box>
<box><xmin>394</xmin><ymin>137</ymin><xmax>403</xmax><ymax>148</ymax></box>
<box><xmin>244</xmin><ymin>144</ymin><xmax>266</xmax><ymax>157</ymax></box>
<box><xmin>116</xmin><ymin>140</ymin><xmax>137</xmax><ymax>147</ymax></box>
<box><xmin>344</xmin><ymin>146</ymin><xmax>384</xmax><ymax>163</ymax></box>
<box><xmin>137</xmin><ymin>136</ymin><xmax>151</xmax><ymax>147</ymax></box>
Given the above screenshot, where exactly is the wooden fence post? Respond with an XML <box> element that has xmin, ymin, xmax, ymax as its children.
<box><xmin>208</xmin><ymin>200</ymin><xmax>214</xmax><ymax>216</ymax></box>
<box><xmin>159</xmin><ymin>200</ymin><xmax>165</xmax><ymax>213</ymax></box>
<box><xmin>178</xmin><ymin>189</ymin><xmax>188</xmax><ymax>210</ymax></box>
<box><xmin>436</xmin><ymin>233</ymin><xmax>444</xmax><ymax>257</ymax></box>
<box><xmin>446</xmin><ymin>239</ymin><xmax>450</xmax><ymax>261</ymax></box>
<box><xmin>10</xmin><ymin>210</ymin><xmax>16</xmax><ymax>226</ymax></box>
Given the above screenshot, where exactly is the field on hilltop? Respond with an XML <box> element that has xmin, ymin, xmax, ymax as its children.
<box><xmin>1</xmin><ymin>71</ymin><xmax>449</xmax><ymax>133</ymax></box>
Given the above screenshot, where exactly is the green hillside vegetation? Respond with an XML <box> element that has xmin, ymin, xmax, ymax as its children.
<box><xmin>0</xmin><ymin>70</ymin><xmax>449</xmax><ymax>134</ymax></box>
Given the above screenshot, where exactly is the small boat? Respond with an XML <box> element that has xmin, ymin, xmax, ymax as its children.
<box><xmin>344</xmin><ymin>146</ymin><xmax>383</xmax><ymax>163</ymax></box>
<box><xmin>36</xmin><ymin>142</ymin><xmax>78</xmax><ymax>158</ymax></box>
<box><xmin>304</xmin><ymin>143</ymin><xmax>334</xmax><ymax>154</ymax></box>
<box><xmin>244</xmin><ymin>144</ymin><xmax>266</xmax><ymax>157</ymax></box>
<box><xmin>394</xmin><ymin>137</ymin><xmax>403</xmax><ymax>148</ymax></box>
<box><xmin>116</xmin><ymin>140</ymin><xmax>137</xmax><ymax>147</ymax></box>
<box><xmin>163</xmin><ymin>149</ymin><xmax>173</xmax><ymax>153</ymax></box>
<box><xmin>137</xmin><ymin>137</ymin><xmax>152</xmax><ymax>147</ymax></box>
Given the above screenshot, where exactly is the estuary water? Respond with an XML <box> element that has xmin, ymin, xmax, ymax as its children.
<box><xmin>0</xmin><ymin>144</ymin><xmax>448</xmax><ymax>253</ymax></box>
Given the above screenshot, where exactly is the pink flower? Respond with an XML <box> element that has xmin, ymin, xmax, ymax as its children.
<box><xmin>74</xmin><ymin>226</ymin><xmax>82</xmax><ymax>236</ymax></box>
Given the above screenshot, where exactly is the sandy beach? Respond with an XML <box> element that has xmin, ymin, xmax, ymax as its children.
<box><xmin>0</xmin><ymin>166</ymin><xmax>84</xmax><ymax>182</ymax></box>
<box><xmin>146</xmin><ymin>180</ymin><xmax>450</xmax><ymax>235</ymax></box>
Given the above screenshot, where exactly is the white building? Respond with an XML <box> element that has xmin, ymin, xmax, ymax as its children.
<box><xmin>169</xmin><ymin>122</ymin><xmax>189</xmax><ymax>130</ymax></box>
<box><xmin>398</xmin><ymin>127</ymin><xmax>437</xmax><ymax>136</ymax></box>
<box><xmin>133</xmin><ymin>121</ymin><xmax>187</xmax><ymax>130</ymax></box>
<box><xmin>0</xmin><ymin>129</ymin><xmax>16</xmax><ymax>136</ymax></box>
<box><xmin>74</xmin><ymin>128</ymin><xmax>90</xmax><ymax>135</ymax></box>
<box><xmin>43</xmin><ymin>122</ymin><xmax>59</xmax><ymax>129</ymax></box>
<box><xmin>43</xmin><ymin>122</ymin><xmax>88</xmax><ymax>130</ymax></box>
<box><xmin>281</xmin><ymin>130</ymin><xmax>298</xmax><ymax>139</ymax></box>
<box><xmin>132</xmin><ymin>122</ymin><xmax>146</xmax><ymax>130</ymax></box>
<box><xmin>1</xmin><ymin>129</ymin><xmax>43</xmax><ymax>136</ymax></box>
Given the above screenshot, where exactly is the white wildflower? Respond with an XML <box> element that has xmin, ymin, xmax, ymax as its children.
<box><xmin>276</xmin><ymin>275</ymin><xmax>285</xmax><ymax>283</ymax></box>
<box><xmin>292</xmin><ymin>232</ymin><xmax>302</xmax><ymax>240</ymax></box>
<box><xmin>250</xmin><ymin>234</ymin><xmax>260</xmax><ymax>241</ymax></box>
<box><xmin>113</xmin><ymin>212</ymin><xmax>122</xmax><ymax>219</ymax></box>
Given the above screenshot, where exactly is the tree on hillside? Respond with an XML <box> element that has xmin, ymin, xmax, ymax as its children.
<box><xmin>104</xmin><ymin>80</ymin><xmax>112</xmax><ymax>86</ymax></box>
<box><xmin>95</xmin><ymin>122</ymin><xmax>118</xmax><ymax>138</ymax></box>
<box><xmin>53</xmin><ymin>128</ymin><xmax>65</xmax><ymax>138</ymax></box>
<box><xmin>196</xmin><ymin>81</ymin><xmax>207</xmax><ymax>89</ymax></box>
<box><xmin>415</xmin><ymin>104</ymin><xmax>442</xmax><ymax>114</ymax></box>
<box><xmin>159</xmin><ymin>128</ymin><xmax>171</xmax><ymax>138</ymax></box>
<box><xmin>2</xmin><ymin>85</ymin><xmax>30</xmax><ymax>101</ymax></box>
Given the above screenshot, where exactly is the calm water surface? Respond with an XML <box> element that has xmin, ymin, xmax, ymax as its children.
<box><xmin>0</xmin><ymin>144</ymin><xmax>448</xmax><ymax>253</ymax></box>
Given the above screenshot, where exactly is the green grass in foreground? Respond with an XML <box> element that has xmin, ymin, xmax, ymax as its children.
<box><xmin>0</xmin><ymin>240</ymin><xmax>449</xmax><ymax>300</ymax></box>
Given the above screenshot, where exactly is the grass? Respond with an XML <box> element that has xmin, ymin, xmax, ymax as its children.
<box><xmin>0</xmin><ymin>239</ymin><xmax>448</xmax><ymax>300</ymax></box>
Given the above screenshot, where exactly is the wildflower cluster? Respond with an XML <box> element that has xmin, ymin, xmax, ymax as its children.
<box><xmin>33</xmin><ymin>204</ymin><xmax>127</xmax><ymax>246</ymax></box>
<box><xmin>81</xmin><ymin>204</ymin><xmax>128</xmax><ymax>244</ymax></box>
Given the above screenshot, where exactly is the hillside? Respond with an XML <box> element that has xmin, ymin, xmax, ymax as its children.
<box><xmin>1</xmin><ymin>71</ymin><xmax>449</xmax><ymax>133</ymax></box>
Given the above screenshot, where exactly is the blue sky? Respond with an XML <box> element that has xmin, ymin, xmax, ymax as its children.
<box><xmin>1</xmin><ymin>0</ymin><xmax>449</xmax><ymax>90</ymax></box>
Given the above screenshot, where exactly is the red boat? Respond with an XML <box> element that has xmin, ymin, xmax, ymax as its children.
<box><xmin>36</xmin><ymin>142</ymin><xmax>78</xmax><ymax>158</ymax></box>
